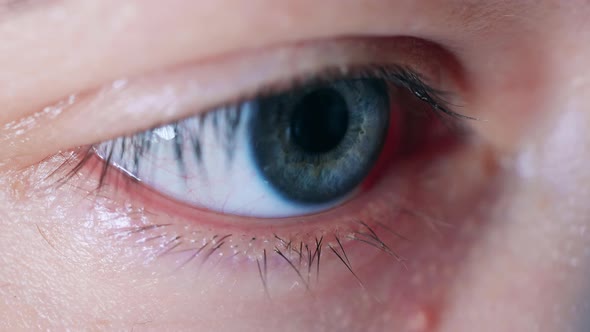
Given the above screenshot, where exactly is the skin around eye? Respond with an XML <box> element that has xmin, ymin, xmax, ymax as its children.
<box><xmin>31</xmin><ymin>106</ymin><xmax>498</xmax><ymax>330</ymax></box>
<box><xmin>25</xmin><ymin>36</ymin><xmax>486</xmax><ymax>316</ymax></box>
<box><xmin>3</xmin><ymin>27</ymin><xmax>515</xmax><ymax>330</ymax></box>
<box><xmin>48</xmin><ymin>59</ymin><xmax>480</xmax><ymax>306</ymax></box>
<box><xmin>5</xmin><ymin>1</ymin><xmax>590</xmax><ymax>331</ymax></box>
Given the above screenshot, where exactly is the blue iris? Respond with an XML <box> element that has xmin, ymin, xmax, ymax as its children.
<box><xmin>248</xmin><ymin>79</ymin><xmax>390</xmax><ymax>204</ymax></box>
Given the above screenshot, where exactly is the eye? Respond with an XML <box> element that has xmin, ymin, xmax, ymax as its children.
<box><xmin>95</xmin><ymin>65</ymin><xmax>463</xmax><ymax>219</ymax></box>
<box><xmin>48</xmin><ymin>38</ymin><xmax>479</xmax><ymax>300</ymax></box>
<box><xmin>251</xmin><ymin>79</ymin><xmax>388</xmax><ymax>208</ymax></box>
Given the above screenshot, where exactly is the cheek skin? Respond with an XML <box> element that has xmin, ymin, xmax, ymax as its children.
<box><xmin>439</xmin><ymin>109</ymin><xmax>590</xmax><ymax>331</ymax></box>
<box><xmin>0</xmin><ymin>140</ymin><xmax>502</xmax><ymax>331</ymax></box>
<box><xmin>1</xmin><ymin>73</ymin><xmax>589</xmax><ymax>331</ymax></box>
<box><xmin>1</xmin><ymin>112</ymin><xmax>588</xmax><ymax>331</ymax></box>
<box><xmin>0</xmin><ymin>117</ymin><xmax>588</xmax><ymax>330</ymax></box>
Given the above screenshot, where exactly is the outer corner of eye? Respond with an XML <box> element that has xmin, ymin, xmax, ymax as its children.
<box><xmin>93</xmin><ymin>64</ymin><xmax>465</xmax><ymax>221</ymax></box>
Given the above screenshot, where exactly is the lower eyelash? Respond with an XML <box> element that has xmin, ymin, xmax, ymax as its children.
<box><xmin>38</xmin><ymin>141</ymin><xmax>460</xmax><ymax>298</ymax></box>
<box><xmin>109</xmin><ymin>210</ymin><xmax>440</xmax><ymax>296</ymax></box>
<box><xmin>43</xmin><ymin>63</ymin><xmax>472</xmax><ymax>297</ymax></box>
<box><xmin>42</xmin><ymin>123</ymin><xmax>468</xmax><ymax>299</ymax></box>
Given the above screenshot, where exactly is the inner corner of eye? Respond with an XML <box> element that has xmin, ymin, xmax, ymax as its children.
<box><xmin>92</xmin><ymin>72</ymin><xmax>452</xmax><ymax>220</ymax></box>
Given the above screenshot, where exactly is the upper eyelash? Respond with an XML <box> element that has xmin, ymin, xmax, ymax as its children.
<box><xmin>39</xmin><ymin>62</ymin><xmax>472</xmax><ymax>297</ymax></box>
<box><xmin>244</xmin><ymin>64</ymin><xmax>467</xmax><ymax>119</ymax></box>
<box><xmin>57</xmin><ymin>64</ymin><xmax>469</xmax><ymax>189</ymax></box>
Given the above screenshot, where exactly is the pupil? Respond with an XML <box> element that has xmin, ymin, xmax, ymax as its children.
<box><xmin>290</xmin><ymin>88</ymin><xmax>349</xmax><ymax>153</ymax></box>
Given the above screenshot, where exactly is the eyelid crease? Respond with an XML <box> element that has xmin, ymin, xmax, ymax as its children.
<box><xmin>1</xmin><ymin>37</ymin><xmax>466</xmax><ymax>167</ymax></box>
<box><xmin>211</xmin><ymin>64</ymin><xmax>469</xmax><ymax>121</ymax></box>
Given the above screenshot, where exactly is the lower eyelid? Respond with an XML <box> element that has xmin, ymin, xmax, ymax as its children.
<box><xmin>53</xmin><ymin>131</ymin><xmax>497</xmax><ymax>298</ymax></box>
<box><xmin>69</xmin><ymin>154</ymin><xmax>415</xmax><ymax>292</ymax></box>
<box><xmin>34</xmin><ymin>37</ymin><xmax>481</xmax><ymax>301</ymax></box>
<box><xmin>4</xmin><ymin>135</ymin><xmax>501</xmax><ymax>332</ymax></box>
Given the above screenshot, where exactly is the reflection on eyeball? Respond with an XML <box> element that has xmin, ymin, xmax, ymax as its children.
<box><xmin>96</xmin><ymin>78</ymin><xmax>391</xmax><ymax>218</ymax></box>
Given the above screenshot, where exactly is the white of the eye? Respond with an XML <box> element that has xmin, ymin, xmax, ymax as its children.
<box><xmin>103</xmin><ymin>103</ymin><xmax>342</xmax><ymax>218</ymax></box>
<box><xmin>153</xmin><ymin>126</ymin><xmax>176</xmax><ymax>140</ymax></box>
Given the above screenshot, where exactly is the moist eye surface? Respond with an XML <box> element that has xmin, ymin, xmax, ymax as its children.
<box><xmin>250</xmin><ymin>79</ymin><xmax>389</xmax><ymax>204</ymax></box>
<box><xmin>93</xmin><ymin>63</ymin><xmax>450</xmax><ymax>219</ymax></box>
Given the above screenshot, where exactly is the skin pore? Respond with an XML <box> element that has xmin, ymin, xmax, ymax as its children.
<box><xmin>1</xmin><ymin>0</ymin><xmax>590</xmax><ymax>331</ymax></box>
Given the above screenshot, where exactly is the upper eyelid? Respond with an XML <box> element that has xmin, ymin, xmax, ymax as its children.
<box><xmin>0</xmin><ymin>37</ymin><xmax>464</xmax><ymax>165</ymax></box>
